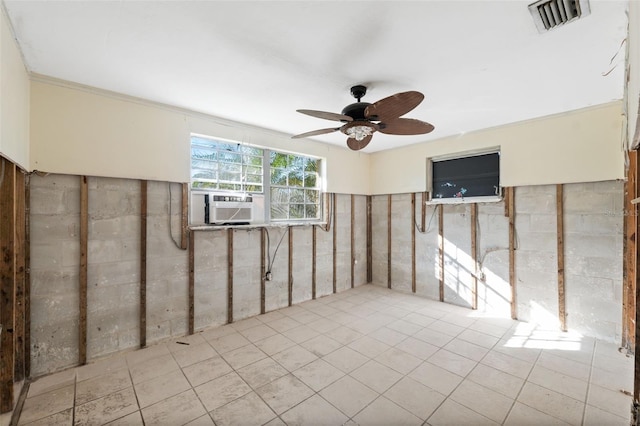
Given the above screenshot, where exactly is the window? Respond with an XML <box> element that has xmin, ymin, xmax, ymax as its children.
<box><xmin>190</xmin><ymin>135</ymin><xmax>322</xmax><ymax>222</ymax></box>
<box><xmin>428</xmin><ymin>150</ymin><xmax>501</xmax><ymax>203</ymax></box>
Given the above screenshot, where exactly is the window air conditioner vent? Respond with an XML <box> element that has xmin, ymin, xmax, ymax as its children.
<box><xmin>528</xmin><ymin>0</ymin><xmax>590</xmax><ymax>33</ymax></box>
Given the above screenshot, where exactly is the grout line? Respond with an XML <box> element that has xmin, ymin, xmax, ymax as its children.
<box><xmin>581</xmin><ymin>338</ymin><xmax>598</xmax><ymax>425</ymax></box>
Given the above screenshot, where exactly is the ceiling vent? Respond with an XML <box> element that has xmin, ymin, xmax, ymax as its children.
<box><xmin>528</xmin><ymin>0</ymin><xmax>590</xmax><ymax>32</ymax></box>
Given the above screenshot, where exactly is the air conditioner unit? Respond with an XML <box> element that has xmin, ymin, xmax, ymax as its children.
<box><xmin>190</xmin><ymin>191</ymin><xmax>265</xmax><ymax>225</ymax></box>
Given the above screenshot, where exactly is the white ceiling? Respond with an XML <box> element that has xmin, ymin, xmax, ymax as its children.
<box><xmin>3</xmin><ymin>0</ymin><xmax>630</xmax><ymax>152</ymax></box>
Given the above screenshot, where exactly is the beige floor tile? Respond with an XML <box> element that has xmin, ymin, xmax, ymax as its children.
<box><xmin>292</xmin><ymin>358</ymin><xmax>345</xmax><ymax>392</ymax></box>
<box><xmin>208</xmin><ymin>332</ymin><xmax>251</xmax><ymax>354</ymax></box>
<box><xmin>237</xmin><ymin>357</ymin><xmax>289</xmax><ymax>388</ymax></box>
<box><xmin>280</xmin><ymin>394</ymin><xmax>349</xmax><ymax>426</ymax></box>
<box><xmin>443</xmin><ymin>337</ymin><xmax>490</xmax><ymax>362</ymax></box>
<box><xmin>456</xmin><ymin>328</ymin><xmax>500</xmax><ymax>350</ymax></box>
<box><xmin>401</xmin><ymin>312</ymin><xmax>437</xmax><ymax>328</ymax></box>
<box><xmin>141</xmin><ymin>389</ymin><xmax>206</xmax><ymax>426</ymax></box>
<box><xmin>171</xmin><ymin>342</ymin><xmax>217</xmax><ymax>368</ymax></box>
<box><xmin>280</xmin><ymin>324</ymin><xmax>320</xmax><ymax>344</ymax></box>
<box><xmin>239</xmin><ymin>323</ymin><xmax>278</xmax><ymax>343</ymax></box>
<box><xmin>257</xmin><ymin>310</ymin><xmax>286</xmax><ymax>323</ymax></box>
<box><xmin>256</xmin><ymin>374</ymin><xmax>315</xmax><ymax>414</ymax></box>
<box><xmin>383</xmin><ymin>376</ymin><xmax>446</xmax><ymax>420</ymax></box>
<box><xmin>74</xmin><ymin>387</ymin><xmax>139</xmax><ymax>426</ymax></box>
<box><xmin>165</xmin><ymin>333</ymin><xmax>207</xmax><ymax>353</ymax></box>
<box><xmin>413</xmin><ymin>328</ymin><xmax>455</xmax><ymax>347</ymax></box>
<box><xmin>195</xmin><ymin>371</ymin><xmax>252</xmax><ymax>412</ymax></box>
<box><xmin>182</xmin><ymin>354</ymin><xmax>233</xmax><ymax>387</ymax></box>
<box><xmin>468</xmin><ymin>321</ymin><xmax>511</xmax><ymax>339</ymax></box>
<box><xmin>395</xmin><ymin>336</ymin><xmax>439</xmax><ymax>360</ymax></box>
<box><xmin>105</xmin><ymin>410</ymin><xmax>144</xmax><ymax>426</ymax></box>
<box><xmin>450</xmin><ymin>379</ymin><xmax>515</xmax><ymax>423</ymax></box>
<box><xmin>503</xmin><ymin>402</ymin><xmax>570</xmax><ymax>426</ymax></box>
<box><xmin>348</xmin><ymin>335</ymin><xmax>391</xmax><ymax>358</ymax></box>
<box><xmin>75</xmin><ymin>368</ymin><xmax>132</xmax><ymax>405</ymax></box>
<box><xmin>517</xmin><ymin>382</ymin><xmax>584</xmax><ymax>425</ymax></box>
<box><xmin>125</xmin><ymin>344</ymin><xmax>170</xmax><ymax>367</ymax></box>
<box><xmin>201</xmin><ymin>324</ymin><xmax>236</xmax><ymax>341</ymax></box>
<box><xmin>587</xmin><ymin>383</ymin><xmax>633</xmax><ymax>417</ymax></box>
<box><xmin>466</xmin><ymin>363</ymin><xmax>524</xmax><ymax>398</ymax></box>
<box><xmin>386</xmin><ymin>319</ymin><xmax>423</xmax><ymax>336</ymax></box>
<box><xmin>345</xmin><ymin>318</ymin><xmax>381</xmax><ymax>334</ymax></box>
<box><xmin>368</xmin><ymin>327</ymin><xmax>409</xmax><ymax>346</ymax></box>
<box><xmin>428</xmin><ymin>348</ymin><xmax>477</xmax><ymax>377</ymax></box>
<box><xmin>528</xmin><ymin>364</ymin><xmax>588</xmax><ymax>401</ymax></box>
<box><xmin>76</xmin><ymin>355</ymin><xmax>128</xmax><ymax>383</ymax></box>
<box><xmin>324</xmin><ymin>326</ymin><xmax>363</xmax><ymax>345</ymax></box>
<box><xmin>267</xmin><ymin>317</ymin><xmax>301</xmax><ymax>333</ymax></box>
<box><xmin>322</xmin><ymin>346</ymin><xmax>369</xmax><ymax>373</ymax></box>
<box><xmin>591</xmin><ymin>365</ymin><xmax>634</xmax><ymax>393</ymax></box>
<box><xmin>20</xmin><ymin>408</ymin><xmax>72</xmax><ymax>426</ymax></box>
<box><xmin>27</xmin><ymin>369</ymin><xmax>76</xmax><ymax>398</ymax></box>
<box><xmin>375</xmin><ymin>347</ymin><xmax>422</xmax><ymax>375</ymax></box>
<box><xmin>350</xmin><ymin>359</ymin><xmax>403</xmax><ymax>393</ymax></box>
<box><xmin>408</xmin><ymin>362</ymin><xmax>463</xmax><ymax>395</ymax></box>
<box><xmin>287</xmin><ymin>309</ymin><xmax>323</xmax><ymax>324</ymax></box>
<box><xmin>428</xmin><ymin>399</ymin><xmax>499</xmax><ymax>426</ymax></box>
<box><xmin>493</xmin><ymin>339</ymin><xmax>542</xmax><ymax>364</ymax></box>
<box><xmin>231</xmin><ymin>317</ymin><xmax>263</xmax><ymax>331</ymax></box>
<box><xmin>536</xmin><ymin>351</ymin><xmax>590</xmax><ymax>381</ymax></box>
<box><xmin>353</xmin><ymin>396</ymin><xmax>422</xmax><ymax>426</ymax></box>
<box><xmin>134</xmin><ymin>369</ymin><xmax>191</xmax><ymax>408</ymax></box>
<box><xmin>427</xmin><ymin>320</ymin><xmax>465</xmax><ymax>338</ymax></box>
<box><xmin>210</xmin><ymin>391</ymin><xmax>276</xmax><ymax>426</ymax></box>
<box><xmin>221</xmin><ymin>344</ymin><xmax>267</xmax><ymax>369</ymax></box>
<box><xmin>20</xmin><ymin>385</ymin><xmax>75</xmax><ymax>425</ymax></box>
<box><xmin>254</xmin><ymin>333</ymin><xmax>296</xmax><ymax>356</ymax></box>
<box><xmin>300</xmin><ymin>334</ymin><xmax>342</xmax><ymax>357</ymax></box>
<box><xmin>319</xmin><ymin>376</ymin><xmax>378</xmax><ymax>417</ymax></box>
<box><xmin>271</xmin><ymin>344</ymin><xmax>318</xmax><ymax>372</ymax></box>
<box><xmin>306</xmin><ymin>317</ymin><xmax>340</xmax><ymax>333</ymax></box>
<box><xmin>129</xmin><ymin>353</ymin><xmax>179</xmax><ymax>384</ymax></box>
<box><xmin>330</xmin><ymin>312</ymin><xmax>361</xmax><ymax>327</ymax></box>
<box><xmin>184</xmin><ymin>414</ymin><xmax>215</xmax><ymax>425</ymax></box>
<box><xmin>481</xmin><ymin>350</ymin><xmax>533</xmax><ymax>379</ymax></box>
<box><xmin>583</xmin><ymin>403</ymin><xmax>630</xmax><ymax>426</ymax></box>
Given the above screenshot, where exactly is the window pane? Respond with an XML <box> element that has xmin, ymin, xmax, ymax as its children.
<box><xmin>192</xmin><ymin>170</ymin><xmax>217</xmax><ymax>180</ymax></box>
<box><xmin>291</xmin><ymin>189</ymin><xmax>304</xmax><ymax>203</ymax></box>
<box><xmin>290</xmin><ymin>204</ymin><xmax>304</xmax><ymax>219</ymax></box>
<box><xmin>271</xmin><ymin>168</ymin><xmax>287</xmax><ymax>185</ymax></box>
<box><xmin>304</xmin><ymin>159</ymin><xmax>318</xmax><ymax>173</ymax></box>
<box><xmin>303</xmin><ymin>173</ymin><xmax>317</xmax><ymax>188</ymax></box>
<box><xmin>305</xmin><ymin>204</ymin><xmax>318</xmax><ymax>219</ymax></box>
<box><xmin>270</xmin><ymin>152</ymin><xmax>288</xmax><ymax>168</ymax></box>
<box><xmin>271</xmin><ymin>187</ymin><xmax>289</xmax><ymax>204</ymax></box>
<box><xmin>246</xmin><ymin>174</ymin><xmax>262</xmax><ymax>184</ymax></box>
<box><xmin>305</xmin><ymin>189</ymin><xmax>319</xmax><ymax>204</ymax></box>
<box><xmin>288</xmin><ymin>170</ymin><xmax>303</xmax><ymax>187</ymax></box>
<box><xmin>271</xmin><ymin>204</ymin><xmax>288</xmax><ymax>219</ymax></box>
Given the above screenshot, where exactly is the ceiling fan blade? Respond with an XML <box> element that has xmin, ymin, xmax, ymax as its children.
<box><xmin>365</xmin><ymin>91</ymin><xmax>424</xmax><ymax>122</ymax></box>
<box><xmin>378</xmin><ymin>118</ymin><xmax>435</xmax><ymax>135</ymax></box>
<box><xmin>297</xmin><ymin>109</ymin><xmax>353</xmax><ymax>122</ymax></box>
<box><xmin>292</xmin><ymin>127</ymin><xmax>340</xmax><ymax>139</ymax></box>
<box><xmin>346</xmin><ymin>134</ymin><xmax>373</xmax><ymax>151</ymax></box>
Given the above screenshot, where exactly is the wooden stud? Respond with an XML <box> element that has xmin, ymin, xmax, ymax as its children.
<box><xmin>181</xmin><ymin>183</ymin><xmax>188</xmax><ymax>250</ymax></box>
<box><xmin>351</xmin><ymin>195</ymin><xmax>355</xmax><ymax>289</ymax></box>
<box><xmin>387</xmin><ymin>194</ymin><xmax>392</xmax><ymax>289</ymax></box>
<box><xmin>312</xmin><ymin>225</ymin><xmax>317</xmax><ymax>299</ymax></box>
<box><xmin>557</xmin><ymin>185</ymin><xmax>567</xmax><ymax>332</ymax></box>
<box><xmin>288</xmin><ymin>227</ymin><xmax>293</xmax><ymax>307</ymax></box>
<box><xmin>188</xmin><ymin>230</ymin><xmax>195</xmax><ymax>335</ymax></box>
<box><xmin>420</xmin><ymin>192</ymin><xmax>427</xmax><ymax>232</ymax></box>
<box><xmin>260</xmin><ymin>228</ymin><xmax>266</xmax><ymax>314</ymax></box>
<box><xmin>79</xmin><ymin>176</ymin><xmax>88</xmax><ymax>365</ymax></box>
<box><xmin>438</xmin><ymin>204</ymin><xmax>444</xmax><ymax>302</ymax></box>
<box><xmin>13</xmin><ymin>171</ymin><xmax>26</xmax><ymax>381</ymax></box>
<box><xmin>470</xmin><ymin>203</ymin><xmax>478</xmax><ymax>310</ymax></box>
<box><xmin>624</xmin><ymin>150</ymin><xmax>638</xmax><ymax>349</ymax></box>
<box><xmin>227</xmin><ymin>229</ymin><xmax>234</xmax><ymax>324</ymax></box>
<box><xmin>411</xmin><ymin>193</ymin><xmax>416</xmax><ymax>293</ymax></box>
<box><xmin>333</xmin><ymin>193</ymin><xmax>337</xmax><ymax>294</ymax></box>
<box><xmin>140</xmin><ymin>180</ymin><xmax>147</xmax><ymax>348</ymax></box>
<box><xmin>0</xmin><ymin>160</ymin><xmax>16</xmax><ymax>413</ymax></box>
<box><xmin>24</xmin><ymin>175</ymin><xmax>31</xmax><ymax>379</ymax></box>
<box><xmin>366</xmin><ymin>196</ymin><xmax>372</xmax><ymax>284</ymax></box>
<box><xmin>508</xmin><ymin>187</ymin><xmax>517</xmax><ymax>320</ymax></box>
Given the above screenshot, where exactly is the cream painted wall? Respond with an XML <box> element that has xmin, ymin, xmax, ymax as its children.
<box><xmin>30</xmin><ymin>79</ymin><xmax>371</xmax><ymax>194</ymax></box>
<box><xmin>370</xmin><ymin>102</ymin><xmax>625</xmax><ymax>195</ymax></box>
<box><xmin>0</xmin><ymin>6</ymin><xmax>29</xmax><ymax>169</ymax></box>
<box><xmin>629</xmin><ymin>0</ymin><xmax>639</xmax><ymax>150</ymax></box>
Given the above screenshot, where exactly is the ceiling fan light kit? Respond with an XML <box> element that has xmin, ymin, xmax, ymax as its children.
<box><xmin>293</xmin><ymin>85</ymin><xmax>434</xmax><ymax>151</ymax></box>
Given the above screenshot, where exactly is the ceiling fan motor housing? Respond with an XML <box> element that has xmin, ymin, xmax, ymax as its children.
<box><xmin>341</xmin><ymin>102</ymin><xmax>372</xmax><ymax>121</ymax></box>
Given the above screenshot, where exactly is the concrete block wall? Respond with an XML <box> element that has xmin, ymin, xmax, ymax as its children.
<box><xmin>442</xmin><ymin>203</ymin><xmax>474</xmax><ymax>308</ymax></box>
<box><xmin>29</xmin><ymin>174</ymin><xmax>367</xmax><ymax>376</ymax></box>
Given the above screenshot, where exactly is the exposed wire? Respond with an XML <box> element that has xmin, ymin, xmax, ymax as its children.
<box><xmin>316</xmin><ymin>193</ymin><xmax>334</xmax><ymax>232</ymax></box>
<box><xmin>167</xmin><ymin>182</ymin><xmax>183</xmax><ymax>250</ymax></box>
<box><xmin>265</xmin><ymin>226</ymin><xmax>289</xmax><ymax>275</ymax></box>
<box><xmin>415</xmin><ymin>203</ymin><xmax>438</xmax><ymax>234</ymax></box>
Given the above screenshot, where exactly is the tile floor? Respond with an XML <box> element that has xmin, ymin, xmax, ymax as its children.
<box><xmin>12</xmin><ymin>285</ymin><xmax>634</xmax><ymax>425</ymax></box>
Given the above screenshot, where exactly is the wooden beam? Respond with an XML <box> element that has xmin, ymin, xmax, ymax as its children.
<box><xmin>557</xmin><ymin>185</ymin><xmax>567</xmax><ymax>332</ymax></box>
<box><xmin>366</xmin><ymin>196</ymin><xmax>372</xmax><ymax>284</ymax></box>
<box><xmin>140</xmin><ymin>180</ymin><xmax>147</xmax><ymax>348</ymax></box>
<box><xmin>508</xmin><ymin>187</ymin><xmax>517</xmax><ymax>320</ymax></box>
<box><xmin>470</xmin><ymin>203</ymin><xmax>478</xmax><ymax>310</ymax></box>
<box><xmin>624</xmin><ymin>150</ymin><xmax>638</xmax><ymax>349</ymax></box>
<box><xmin>14</xmin><ymin>171</ymin><xmax>26</xmax><ymax>381</ymax></box>
<box><xmin>261</xmin><ymin>228</ymin><xmax>266</xmax><ymax>313</ymax></box>
<box><xmin>0</xmin><ymin>160</ymin><xmax>16</xmax><ymax>413</ymax></box>
<box><xmin>79</xmin><ymin>176</ymin><xmax>88</xmax><ymax>365</ymax></box>
<box><xmin>188</xmin><ymin>231</ymin><xmax>195</xmax><ymax>335</ymax></box>
<box><xmin>420</xmin><ymin>192</ymin><xmax>427</xmax><ymax>232</ymax></box>
<box><xmin>387</xmin><ymin>194</ymin><xmax>392</xmax><ymax>289</ymax></box>
<box><xmin>288</xmin><ymin>227</ymin><xmax>293</xmax><ymax>306</ymax></box>
<box><xmin>227</xmin><ymin>229</ymin><xmax>234</xmax><ymax>324</ymax></box>
<box><xmin>24</xmin><ymin>175</ymin><xmax>31</xmax><ymax>379</ymax></box>
<box><xmin>351</xmin><ymin>195</ymin><xmax>355</xmax><ymax>289</ymax></box>
<box><xmin>411</xmin><ymin>193</ymin><xmax>416</xmax><ymax>293</ymax></box>
<box><xmin>312</xmin><ymin>225</ymin><xmax>317</xmax><ymax>299</ymax></box>
<box><xmin>181</xmin><ymin>183</ymin><xmax>188</xmax><ymax>250</ymax></box>
<box><xmin>333</xmin><ymin>193</ymin><xmax>337</xmax><ymax>294</ymax></box>
<box><xmin>438</xmin><ymin>204</ymin><xmax>444</xmax><ymax>302</ymax></box>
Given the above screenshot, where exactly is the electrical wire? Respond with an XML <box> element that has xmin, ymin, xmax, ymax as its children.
<box><xmin>265</xmin><ymin>226</ymin><xmax>289</xmax><ymax>275</ymax></box>
<box><xmin>415</xmin><ymin>203</ymin><xmax>438</xmax><ymax>234</ymax></box>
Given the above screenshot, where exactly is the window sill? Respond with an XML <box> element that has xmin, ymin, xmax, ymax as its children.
<box><xmin>189</xmin><ymin>221</ymin><xmax>327</xmax><ymax>232</ymax></box>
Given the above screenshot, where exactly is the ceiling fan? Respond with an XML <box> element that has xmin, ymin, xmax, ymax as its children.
<box><xmin>292</xmin><ymin>85</ymin><xmax>434</xmax><ymax>151</ymax></box>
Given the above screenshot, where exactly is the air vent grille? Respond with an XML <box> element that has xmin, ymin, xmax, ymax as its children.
<box><xmin>529</xmin><ymin>0</ymin><xmax>590</xmax><ymax>32</ymax></box>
